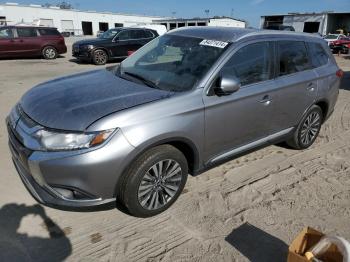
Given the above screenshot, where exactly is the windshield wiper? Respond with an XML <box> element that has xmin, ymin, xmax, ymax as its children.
<box><xmin>122</xmin><ymin>71</ymin><xmax>160</xmax><ymax>89</ymax></box>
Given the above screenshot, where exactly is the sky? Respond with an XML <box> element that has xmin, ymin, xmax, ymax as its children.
<box><xmin>6</xmin><ymin>0</ymin><xmax>350</xmax><ymax>27</ymax></box>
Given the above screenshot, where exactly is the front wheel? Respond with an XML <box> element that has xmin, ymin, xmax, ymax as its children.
<box><xmin>92</xmin><ymin>49</ymin><xmax>108</xmax><ymax>65</ymax></box>
<box><xmin>287</xmin><ymin>105</ymin><xmax>323</xmax><ymax>150</ymax></box>
<box><xmin>118</xmin><ymin>145</ymin><xmax>188</xmax><ymax>217</ymax></box>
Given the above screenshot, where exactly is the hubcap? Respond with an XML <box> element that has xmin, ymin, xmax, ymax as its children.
<box><xmin>45</xmin><ymin>48</ymin><xmax>56</xmax><ymax>59</ymax></box>
<box><xmin>300</xmin><ymin>111</ymin><xmax>321</xmax><ymax>146</ymax></box>
<box><xmin>138</xmin><ymin>159</ymin><xmax>182</xmax><ymax>210</ymax></box>
<box><xmin>95</xmin><ymin>51</ymin><xmax>107</xmax><ymax>64</ymax></box>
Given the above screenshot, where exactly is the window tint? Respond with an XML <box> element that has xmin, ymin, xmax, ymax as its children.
<box><xmin>0</xmin><ymin>28</ymin><xmax>13</xmax><ymax>39</ymax></box>
<box><xmin>144</xmin><ymin>30</ymin><xmax>154</xmax><ymax>38</ymax></box>
<box><xmin>308</xmin><ymin>42</ymin><xmax>329</xmax><ymax>68</ymax></box>
<box><xmin>278</xmin><ymin>41</ymin><xmax>311</xmax><ymax>76</ymax></box>
<box><xmin>117</xmin><ymin>30</ymin><xmax>130</xmax><ymax>40</ymax></box>
<box><xmin>130</xmin><ymin>30</ymin><xmax>146</xmax><ymax>39</ymax></box>
<box><xmin>38</xmin><ymin>28</ymin><xmax>60</xmax><ymax>36</ymax></box>
<box><xmin>222</xmin><ymin>42</ymin><xmax>272</xmax><ymax>86</ymax></box>
<box><xmin>17</xmin><ymin>28</ymin><xmax>37</xmax><ymax>37</ymax></box>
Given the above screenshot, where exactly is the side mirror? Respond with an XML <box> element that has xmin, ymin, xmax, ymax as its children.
<box><xmin>113</xmin><ymin>37</ymin><xmax>119</xmax><ymax>43</ymax></box>
<box><xmin>214</xmin><ymin>74</ymin><xmax>241</xmax><ymax>96</ymax></box>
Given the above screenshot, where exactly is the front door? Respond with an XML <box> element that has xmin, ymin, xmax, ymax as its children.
<box><xmin>203</xmin><ymin>41</ymin><xmax>275</xmax><ymax>163</ymax></box>
<box><xmin>111</xmin><ymin>30</ymin><xmax>131</xmax><ymax>57</ymax></box>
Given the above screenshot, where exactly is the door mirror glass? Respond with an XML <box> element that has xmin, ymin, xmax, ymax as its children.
<box><xmin>214</xmin><ymin>74</ymin><xmax>241</xmax><ymax>96</ymax></box>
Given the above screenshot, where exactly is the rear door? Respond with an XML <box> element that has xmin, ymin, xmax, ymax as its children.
<box><xmin>203</xmin><ymin>41</ymin><xmax>275</xmax><ymax>162</ymax></box>
<box><xmin>268</xmin><ymin>40</ymin><xmax>318</xmax><ymax>134</ymax></box>
<box><xmin>0</xmin><ymin>27</ymin><xmax>16</xmax><ymax>57</ymax></box>
<box><xmin>14</xmin><ymin>27</ymin><xmax>42</xmax><ymax>56</ymax></box>
<box><xmin>128</xmin><ymin>29</ymin><xmax>149</xmax><ymax>52</ymax></box>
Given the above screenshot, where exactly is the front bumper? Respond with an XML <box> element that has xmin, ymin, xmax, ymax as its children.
<box><xmin>7</xmin><ymin>112</ymin><xmax>135</xmax><ymax>210</ymax></box>
<box><xmin>72</xmin><ymin>46</ymin><xmax>91</xmax><ymax>59</ymax></box>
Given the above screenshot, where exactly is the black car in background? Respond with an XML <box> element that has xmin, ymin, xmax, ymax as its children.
<box><xmin>72</xmin><ymin>27</ymin><xmax>159</xmax><ymax>65</ymax></box>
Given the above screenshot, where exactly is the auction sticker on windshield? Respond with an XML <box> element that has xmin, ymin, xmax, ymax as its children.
<box><xmin>200</xmin><ymin>39</ymin><xmax>228</xmax><ymax>48</ymax></box>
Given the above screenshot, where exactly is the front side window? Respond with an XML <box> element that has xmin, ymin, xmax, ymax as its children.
<box><xmin>308</xmin><ymin>42</ymin><xmax>329</xmax><ymax>68</ymax></box>
<box><xmin>119</xmin><ymin>35</ymin><xmax>228</xmax><ymax>92</ymax></box>
<box><xmin>17</xmin><ymin>28</ymin><xmax>37</xmax><ymax>37</ymax></box>
<box><xmin>278</xmin><ymin>41</ymin><xmax>311</xmax><ymax>76</ymax></box>
<box><xmin>99</xmin><ymin>29</ymin><xmax>121</xmax><ymax>39</ymax></box>
<box><xmin>0</xmin><ymin>28</ymin><xmax>13</xmax><ymax>39</ymax></box>
<box><xmin>221</xmin><ymin>42</ymin><xmax>272</xmax><ymax>86</ymax></box>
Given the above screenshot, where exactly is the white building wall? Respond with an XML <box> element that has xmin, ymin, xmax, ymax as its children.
<box><xmin>0</xmin><ymin>4</ymin><xmax>164</xmax><ymax>35</ymax></box>
<box><xmin>208</xmin><ymin>18</ymin><xmax>245</xmax><ymax>28</ymax></box>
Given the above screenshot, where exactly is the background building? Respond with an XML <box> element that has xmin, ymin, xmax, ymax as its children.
<box><xmin>0</xmin><ymin>2</ymin><xmax>165</xmax><ymax>35</ymax></box>
<box><xmin>155</xmin><ymin>17</ymin><xmax>246</xmax><ymax>31</ymax></box>
<box><xmin>260</xmin><ymin>12</ymin><xmax>350</xmax><ymax>35</ymax></box>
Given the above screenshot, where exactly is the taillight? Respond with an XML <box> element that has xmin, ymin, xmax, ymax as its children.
<box><xmin>336</xmin><ymin>69</ymin><xmax>344</xmax><ymax>78</ymax></box>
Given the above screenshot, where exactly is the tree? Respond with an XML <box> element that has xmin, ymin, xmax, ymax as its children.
<box><xmin>57</xmin><ymin>1</ymin><xmax>73</xmax><ymax>9</ymax></box>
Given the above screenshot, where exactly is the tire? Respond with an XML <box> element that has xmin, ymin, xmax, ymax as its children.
<box><xmin>287</xmin><ymin>105</ymin><xmax>323</xmax><ymax>150</ymax></box>
<box><xmin>42</xmin><ymin>46</ymin><xmax>58</xmax><ymax>60</ymax></box>
<box><xmin>118</xmin><ymin>145</ymin><xmax>188</xmax><ymax>217</ymax></box>
<box><xmin>92</xmin><ymin>49</ymin><xmax>108</xmax><ymax>65</ymax></box>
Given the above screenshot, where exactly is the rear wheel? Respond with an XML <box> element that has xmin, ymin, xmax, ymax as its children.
<box><xmin>287</xmin><ymin>105</ymin><xmax>323</xmax><ymax>150</ymax></box>
<box><xmin>118</xmin><ymin>145</ymin><xmax>188</xmax><ymax>217</ymax></box>
<box><xmin>42</xmin><ymin>46</ymin><xmax>58</xmax><ymax>59</ymax></box>
<box><xmin>92</xmin><ymin>49</ymin><xmax>108</xmax><ymax>65</ymax></box>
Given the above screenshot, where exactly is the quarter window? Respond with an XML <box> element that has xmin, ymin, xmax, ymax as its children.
<box><xmin>38</xmin><ymin>28</ymin><xmax>60</xmax><ymax>36</ymax></box>
<box><xmin>308</xmin><ymin>42</ymin><xmax>329</xmax><ymax>68</ymax></box>
<box><xmin>278</xmin><ymin>41</ymin><xmax>311</xmax><ymax>76</ymax></box>
<box><xmin>17</xmin><ymin>28</ymin><xmax>37</xmax><ymax>37</ymax></box>
<box><xmin>144</xmin><ymin>30</ymin><xmax>154</xmax><ymax>38</ymax></box>
<box><xmin>0</xmin><ymin>28</ymin><xmax>13</xmax><ymax>39</ymax></box>
<box><xmin>222</xmin><ymin>42</ymin><xmax>272</xmax><ymax>86</ymax></box>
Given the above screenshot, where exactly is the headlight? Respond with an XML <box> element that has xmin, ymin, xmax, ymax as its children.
<box><xmin>81</xmin><ymin>44</ymin><xmax>94</xmax><ymax>50</ymax></box>
<box><xmin>34</xmin><ymin>129</ymin><xmax>115</xmax><ymax>151</ymax></box>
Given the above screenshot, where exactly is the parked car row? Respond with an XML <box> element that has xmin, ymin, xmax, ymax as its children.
<box><xmin>324</xmin><ymin>34</ymin><xmax>350</xmax><ymax>54</ymax></box>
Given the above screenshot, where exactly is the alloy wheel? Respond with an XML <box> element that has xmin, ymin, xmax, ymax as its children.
<box><xmin>94</xmin><ymin>50</ymin><xmax>107</xmax><ymax>64</ymax></box>
<box><xmin>45</xmin><ymin>48</ymin><xmax>56</xmax><ymax>59</ymax></box>
<box><xmin>300</xmin><ymin>111</ymin><xmax>321</xmax><ymax>146</ymax></box>
<box><xmin>137</xmin><ymin>159</ymin><xmax>182</xmax><ymax>210</ymax></box>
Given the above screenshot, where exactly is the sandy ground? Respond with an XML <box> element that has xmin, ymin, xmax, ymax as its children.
<box><xmin>0</xmin><ymin>38</ymin><xmax>349</xmax><ymax>262</ymax></box>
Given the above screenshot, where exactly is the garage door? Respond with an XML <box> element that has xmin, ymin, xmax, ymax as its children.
<box><xmin>40</xmin><ymin>19</ymin><xmax>54</xmax><ymax>27</ymax></box>
<box><xmin>61</xmin><ymin>20</ymin><xmax>74</xmax><ymax>31</ymax></box>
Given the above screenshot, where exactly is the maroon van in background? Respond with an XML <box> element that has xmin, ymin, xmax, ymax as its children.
<box><xmin>0</xmin><ymin>26</ymin><xmax>67</xmax><ymax>59</ymax></box>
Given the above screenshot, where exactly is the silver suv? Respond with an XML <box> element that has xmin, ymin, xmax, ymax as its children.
<box><xmin>7</xmin><ymin>27</ymin><xmax>341</xmax><ymax>217</ymax></box>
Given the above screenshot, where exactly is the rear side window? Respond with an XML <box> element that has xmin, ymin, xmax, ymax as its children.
<box><xmin>0</xmin><ymin>28</ymin><xmax>13</xmax><ymax>39</ymax></box>
<box><xmin>222</xmin><ymin>42</ymin><xmax>272</xmax><ymax>86</ymax></box>
<box><xmin>117</xmin><ymin>30</ymin><xmax>130</xmax><ymax>40</ymax></box>
<box><xmin>38</xmin><ymin>28</ymin><xmax>60</xmax><ymax>36</ymax></box>
<box><xmin>130</xmin><ymin>30</ymin><xmax>146</xmax><ymax>39</ymax></box>
<box><xmin>308</xmin><ymin>42</ymin><xmax>329</xmax><ymax>68</ymax></box>
<box><xmin>278</xmin><ymin>41</ymin><xmax>311</xmax><ymax>76</ymax></box>
<box><xmin>17</xmin><ymin>28</ymin><xmax>37</xmax><ymax>37</ymax></box>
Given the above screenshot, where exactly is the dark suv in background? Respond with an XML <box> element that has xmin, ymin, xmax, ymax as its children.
<box><xmin>0</xmin><ymin>26</ymin><xmax>67</xmax><ymax>59</ymax></box>
<box><xmin>72</xmin><ymin>27</ymin><xmax>159</xmax><ymax>65</ymax></box>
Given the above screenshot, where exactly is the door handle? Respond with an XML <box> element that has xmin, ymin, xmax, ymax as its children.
<box><xmin>307</xmin><ymin>82</ymin><xmax>316</xmax><ymax>92</ymax></box>
<box><xmin>259</xmin><ymin>95</ymin><xmax>272</xmax><ymax>106</ymax></box>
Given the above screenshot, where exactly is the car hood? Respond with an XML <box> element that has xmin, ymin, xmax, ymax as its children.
<box><xmin>74</xmin><ymin>38</ymin><xmax>110</xmax><ymax>46</ymax></box>
<box><xmin>20</xmin><ymin>69</ymin><xmax>174</xmax><ymax>131</ymax></box>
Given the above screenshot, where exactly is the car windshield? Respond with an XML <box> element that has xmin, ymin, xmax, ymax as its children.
<box><xmin>99</xmin><ymin>29</ymin><xmax>121</xmax><ymax>39</ymax></box>
<box><xmin>325</xmin><ymin>35</ymin><xmax>338</xmax><ymax>40</ymax></box>
<box><xmin>119</xmin><ymin>34</ymin><xmax>229</xmax><ymax>92</ymax></box>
